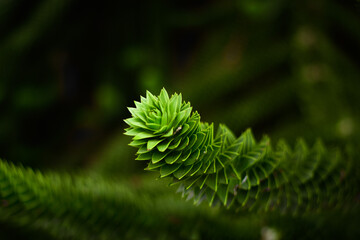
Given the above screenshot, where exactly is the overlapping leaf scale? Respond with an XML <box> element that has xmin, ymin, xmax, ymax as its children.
<box><xmin>125</xmin><ymin>89</ymin><xmax>356</xmax><ymax>213</ymax></box>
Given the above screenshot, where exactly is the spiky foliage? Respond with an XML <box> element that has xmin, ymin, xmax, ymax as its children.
<box><xmin>125</xmin><ymin>89</ymin><xmax>358</xmax><ymax>213</ymax></box>
<box><xmin>0</xmin><ymin>159</ymin><xmax>263</xmax><ymax>240</ymax></box>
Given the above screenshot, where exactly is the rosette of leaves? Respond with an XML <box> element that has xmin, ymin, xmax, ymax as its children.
<box><xmin>125</xmin><ymin>89</ymin><xmax>358</xmax><ymax>213</ymax></box>
<box><xmin>124</xmin><ymin>88</ymin><xmax>212</xmax><ymax>178</ymax></box>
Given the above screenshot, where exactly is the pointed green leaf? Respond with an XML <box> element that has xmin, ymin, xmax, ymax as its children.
<box><xmin>169</xmin><ymin>94</ymin><xmax>180</xmax><ymax>115</ymax></box>
<box><xmin>128</xmin><ymin>107</ymin><xmax>147</xmax><ymax>122</ymax></box>
<box><xmin>133</xmin><ymin>132</ymin><xmax>155</xmax><ymax>140</ymax></box>
<box><xmin>162</xmin><ymin>128</ymin><xmax>173</xmax><ymax>137</ymax></box>
<box><xmin>159</xmin><ymin>88</ymin><xmax>169</xmax><ymax>102</ymax></box>
<box><xmin>177</xmin><ymin>137</ymin><xmax>189</xmax><ymax>151</ymax></box>
<box><xmin>168</xmin><ymin>137</ymin><xmax>182</xmax><ymax>150</ymax></box>
<box><xmin>173</xmin><ymin>165</ymin><xmax>192</xmax><ymax>180</ymax></box>
<box><xmin>157</xmin><ymin>139</ymin><xmax>173</xmax><ymax>152</ymax></box>
<box><xmin>205</xmin><ymin>174</ymin><xmax>217</xmax><ymax>191</ymax></box>
<box><xmin>147</xmin><ymin>139</ymin><xmax>164</xmax><ymax>150</ymax></box>
<box><xmin>146</xmin><ymin>90</ymin><xmax>158</xmax><ymax>107</ymax></box>
<box><xmin>241</xmin><ymin>129</ymin><xmax>256</xmax><ymax>155</ymax></box>
<box><xmin>165</xmin><ymin>152</ymin><xmax>182</xmax><ymax>164</ymax></box>
<box><xmin>216</xmin><ymin>184</ymin><xmax>229</xmax><ymax>205</ymax></box>
<box><xmin>184</xmin><ymin>149</ymin><xmax>200</xmax><ymax>166</ymax></box>
<box><xmin>146</xmin><ymin>122</ymin><xmax>161</xmax><ymax>130</ymax></box>
<box><xmin>186</xmin><ymin>134</ymin><xmax>197</xmax><ymax>149</ymax></box>
<box><xmin>137</xmin><ymin>145</ymin><xmax>148</xmax><ymax>154</ymax></box>
<box><xmin>189</xmin><ymin>161</ymin><xmax>203</xmax><ymax>176</ymax></box>
<box><xmin>200</xmin><ymin>175</ymin><xmax>209</xmax><ymax>189</ymax></box>
<box><xmin>136</xmin><ymin>152</ymin><xmax>152</xmax><ymax>160</ymax></box>
<box><xmin>147</xmin><ymin>161</ymin><xmax>165</xmax><ymax>170</ymax></box>
<box><xmin>192</xmin><ymin>132</ymin><xmax>206</xmax><ymax>150</ymax></box>
<box><xmin>124</xmin><ymin>128</ymin><xmax>143</xmax><ymax>136</ymax></box>
<box><xmin>180</xmin><ymin>150</ymin><xmax>192</xmax><ymax>162</ymax></box>
<box><xmin>152</xmin><ymin>150</ymin><xmax>171</xmax><ymax>164</ymax></box>
<box><xmin>129</xmin><ymin>139</ymin><xmax>147</xmax><ymax>147</ymax></box>
<box><xmin>154</xmin><ymin>125</ymin><xmax>167</xmax><ymax>134</ymax></box>
<box><xmin>174</xmin><ymin>108</ymin><xmax>192</xmax><ymax>127</ymax></box>
<box><xmin>160</xmin><ymin>163</ymin><xmax>182</xmax><ymax>177</ymax></box>
<box><xmin>124</xmin><ymin>118</ymin><xmax>150</xmax><ymax>130</ymax></box>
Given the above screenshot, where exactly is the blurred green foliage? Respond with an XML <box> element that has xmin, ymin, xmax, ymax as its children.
<box><xmin>0</xmin><ymin>0</ymin><xmax>359</xmax><ymax>239</ymax></box>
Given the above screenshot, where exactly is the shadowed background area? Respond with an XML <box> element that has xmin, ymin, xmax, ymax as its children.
<box><xmin>0</xmin><ymin>0</ymin><xmax>360</xmax><ymax>239</ymax></box>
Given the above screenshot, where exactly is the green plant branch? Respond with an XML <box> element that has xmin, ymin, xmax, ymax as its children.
<box><xmin>0</xmin><ymin>159</ymin><xmax>261</xmax><ymax>240</ymax></box>
<box><xmin>124</xmin><ymin>88</ymin><xmax>359</xmax><ymax>213</ymax></box>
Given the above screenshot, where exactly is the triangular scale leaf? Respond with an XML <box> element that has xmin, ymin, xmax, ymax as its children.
<box><xmin>136</xmin><ymin>152</ymin><xmax>152</xmax><ymax>160</ymax></box>
<box><xmin>165</xmin><ymin>152</ymin><xmax>182</xmax><ymax>164</ymax></box>
<box><xmin>124</xmin><ymin>128</ymin><xmax>143</xmax><ymax>136</ymax></box>
<box><xmin>157</xmin><ymin>139</ymin><xmax>173</xmax><ymax>152</ymax></box>
<box><xmin>147</xmin><ymin>139</ymin><xmax>164</xmax><ymax>150</ymax></box>
<box><xmin>152</xmin><ymin>150</ymin><xmax>171</xmax><ymax>164</ymax></box>
<box><xmin>160</xmin><ymin>163</ymin><xmax>182</xmax><ymax>178</ymax></box>
<box><xmin>147</xmin><ymin>161</ymin><xmax>166</xmax><ymax>170</ymax></box>
<box><xmin>162</xmin><ymin>128</ymin><xmax>173</xmax><ymax>137</ymax></box>
<box><xmin>173</xmin><ymin>165</ymin><xmax>193</xmax><ymax>179</ymax></box>
<box><xmin>133</xmin><ymin>132</ymin><xmax>156</xmax><ymax>140</ymax></box>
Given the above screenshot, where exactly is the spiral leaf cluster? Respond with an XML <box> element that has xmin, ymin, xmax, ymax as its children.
<box><xmin>125</xmin><ymin>89</ymin><xmax>357</xmax><ymax>213</ymax></box>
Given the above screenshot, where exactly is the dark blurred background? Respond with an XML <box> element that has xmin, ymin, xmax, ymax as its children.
<box><xmin>0</xmin><ymin>0</ymin><xmax>360</xmax><ymax>239</ymax></box>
